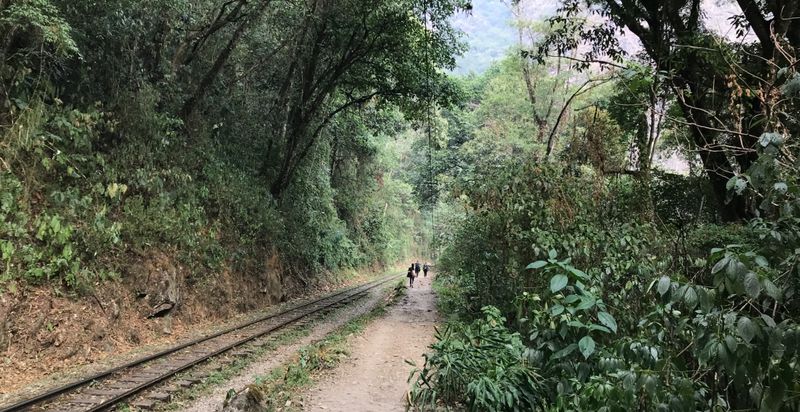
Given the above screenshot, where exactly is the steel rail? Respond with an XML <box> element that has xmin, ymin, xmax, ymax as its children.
<box><xmin>0</xmin><ymin>274</ymin><xmax>399</xmax><ymax>412</ymax></box>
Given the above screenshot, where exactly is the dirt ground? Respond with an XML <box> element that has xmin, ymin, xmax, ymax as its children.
<box><xmin>174</xmin><ymin>283</ymin><xmax>399</xmax><ymax>412</ymax></box>
<box><xmin>0</xmin><ymin>250</ymin><xmax>287</xmax><ymax>399</ymax></box>
<box><xmin>301</xmin><ymin>272</ymin><xmax>439</xmax><ymax>412</ymax></box>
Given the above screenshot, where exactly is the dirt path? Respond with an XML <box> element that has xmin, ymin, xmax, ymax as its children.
<box><xmin>302</xmin><ymin>273</ymin><xmax>438</xmax><ymax>412</ymax></box>
<box><xmin>174</xmin><ymin>284</ymin><xmax>395</xmax><ymax>412</ymax></box>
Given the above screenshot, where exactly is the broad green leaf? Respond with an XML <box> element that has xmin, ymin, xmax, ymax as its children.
<box><xmin>684</xmin><ymin>286</ymin><xmax>698</xmax><ymax>310</ymax></box>
<box><xmin>597</xmin><ymin>311</ymin><xmax>618</xmax><ymax>333</ymax></box>
<box><xmin>724</xmin><ymin>335</ymin><xmax>738</xmax><ymax>353</ymax></box>
<box><xmin>699</xmin><ymin>340</ymin><xmax>716</xmax><ymax>364</ymax></box>
<box><xmin>760</xmin><ymin>313</ymin><xmax>777</xmax><ymax>328</ymax></box>
<box><xmin>548</xmin><ymin>249</ymin><xmax>558</xmax><ymax>260</ymax></box>
<box><xmin>711</xmin><ymin>255</ymin><xmax>730</xmax><ymax>274</ymax></box>
<box><xmin>567</xmin><ymin>266</ymin><xmax>588</xmax><ymax>279</ymax></box>
<box><xmin>550</xmin><ymin>304</ymin><xmax>565</xmax><ymax>316</ymax></box>
<box><xmin>720</xmin><ymin>340</ymin><xmax>737</xmax><ymax>372</ymax></box>
<box><xmin>567</xmin><ymin>320</ymin><xmax>585</xmax><ymax>328</ymax></box>
<box><xmin>656</xmin><ymin>276</ymin><xmax>671</xmax><ymax>296</ymax></box>
<box><xmin>526</xmin><ymin>260</ymin><xmax>547</xmax><ymax>270</ymax></box>
<box><xmin>552</xmin><ymin>343</ymin><xmax>577</xmax><ymax>359</ymax></box>
<box><xmin>550</xmin><ymin>274</ymin><xmax>568</xmax><ymax>293</ymax></box>
<box><xmin>576</xmin><ymin>296</ymin><xmax>596</xmax><ymax>310</ymax></box>
<box><xmin>743</xmin><ymin>272</ymin><xmax>761</xmax><ymax>298</ymax></box>
<box><xmin>762</xmin><ymin>380</ymin><xmax>786</xmax><ymax>411</ymax></box>
<box><xmin>578</xmin><ymin>335</ymin><xmax>596</xmax><ymax>359</ymax></box>
<box><xmin>643</xmin><ymin>375</ymin><xmax>658</xmax><ymax>395</ymax></box>
<box><xmin>587</xmin><ymin>324</ymin><xmax>611</xmax><ymax>333</ymax></box>
<box><xmin>763</xmin><ymin>279</ymin><xmax>781</xmax><ymax>300</ymax></box>
<box><xmin>737</xmin><ymin>317</ymin><xmax>757</xmax><ymax>343</ymax></box>
<box><xmin>727</xmin><ymin>260</ymin><xmax>748</xmax><ymax>278</ymax></box>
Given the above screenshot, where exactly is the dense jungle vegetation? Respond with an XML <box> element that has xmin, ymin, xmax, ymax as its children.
<box><xmin>406</xmin><ymin>0</ymin><xmax>800</xmax><ymax>411</ymax></box>
<box><xmin>3</xmin><ymin>0</ymin><xmax>800</xmax><ymax>410</ymax></box>
<box><xmin>0</xmin><ymin>0</ymin><xmax>466</xmax><ymax>290</ymax></box>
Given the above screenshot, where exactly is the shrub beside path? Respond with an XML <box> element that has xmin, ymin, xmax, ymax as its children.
<box><xmin>302</xmin><ymin>274</ymin><xmax>439</xmax><ymax>411</ymax></box>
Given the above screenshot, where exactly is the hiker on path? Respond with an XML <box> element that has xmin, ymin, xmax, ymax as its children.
<box><xmin>414</xmin><ymin>261</ymin><xmax>421</xmax><ymax>277</ymax></box>
<box><xmin>423</xmin><ymin>263</ymin><xmax>429</xmax><ymax>277</ymax></box>
<box><xmin>407</xmin><ymin>266</ymin><xmax>415</xmax><ymax>288</ymax></box>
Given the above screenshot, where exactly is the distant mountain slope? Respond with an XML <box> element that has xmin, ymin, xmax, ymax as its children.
<box><xmin>450</xmin><ymin>1</ymin><xmax>517</xmax><ymax>74</ymax></box>
<box><xmin>451</xmin><ymin>0</ymin><xmax>744</xmax><ymax>75</ymax></box>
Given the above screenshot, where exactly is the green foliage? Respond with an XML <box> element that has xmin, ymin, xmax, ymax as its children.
<box><xmin>472</xmin><ymin>58</ymin><xmax>538</xmax><ymax>144</ymax></box>
<box><xmin>563</xmin><ymin>107</ymin><xmax>627</xmax><ymax>173</ymax></box>
<box><xmin>650</xmin><ymin>171</ymin><xmax>718</xmax><ymax>226</ymax></box>
<box><xmin>427</xmin><ymin>153</ymin><xmax>800</xmax><ymax>409</ymax></box>
<box><xmin>0</xmin><ymin>101</ymin><xmax>123</xmax><ymax>288</ymax></box>
<box><xmin>409</xmin><ymin>306</ymin><xmax>543</xmax><ymax>411</ymax></box>
<box><xmin>0</xmin><ymin>0</ymin><xmax>79</xmax><ymax>103</ymax></box>
<box><xmin>0</xmin><ymin>0</ymin><xmax>78</xmax><ymax>56</ymax></box>
<box><xmin>1</xmin><ymin>0</ymin><xmax>467</xmax><ymax>290</ymax></box>
<box><xmin>418</xmin><ymin>54</ymin><xmax>800</xmax><ymax>409</ymax></box>
<box><xmin>513</xmin><ymin>243</ymin><xmax>800</xmax><ymax>410</ymax></box>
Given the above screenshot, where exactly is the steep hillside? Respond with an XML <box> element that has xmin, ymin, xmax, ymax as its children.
<box><xmin>0</xmin><ymin>0</ymin><xmax>462</xmax><ymax>390</ymax></box>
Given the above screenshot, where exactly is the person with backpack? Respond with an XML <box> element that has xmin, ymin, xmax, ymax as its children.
<box><xmin>407</xmin><ymin>266</ymin><xmax>415</xmax><ymax>288</ymax></box>
<box><xmin>414</xmin><ymin>261</ymin><xmax>421</xmax><ymax>277</ymax></box>
<box><xmin>423</xmin><ymin>263</ymin><xmax>429</xmax><ymax>277</ymax></box>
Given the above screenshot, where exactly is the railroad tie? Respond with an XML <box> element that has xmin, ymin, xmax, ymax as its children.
<box><xmin>82</xmin><ymin>388</ymin><xmax>128</xmax><ymax>396</ymax></box>
<box><xmin>147</xmin><ymin>392</ymin><xmax>172</xmax><ymax>402</ymax></box>
<box><xmin>119</xmin><ymin>375</ymin><xmax>159</xmax><ymax>383</ymax></box>
<box><xmin>131</xmin><ymin>399</ymin><xmax>157</xmax><ymax>410</ymax></box>
<box><xmin>65</xmin><ymin>395</ymin><xmax>105</xmax><ymax>405</ymax></box>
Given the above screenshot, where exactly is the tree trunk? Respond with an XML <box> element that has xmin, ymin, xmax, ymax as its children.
<box><xmin>543</xmin><ymin>120</ymin><xmax>556</xmax><ymax>158</ymax></box>
<box><xmin>676</xmin><ymin>98</ymin><xmax>749</xmax><ymax>222</ymax></box>
<box><xmin>180</xmin><ymin>1</ymin><xmax>271</xmax><ymax>120</ymax></box>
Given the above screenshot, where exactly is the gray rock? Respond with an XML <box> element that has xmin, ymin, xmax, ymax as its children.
<box><xmin>222</xmin><ymin>386</ymin><xmax>267</xmax><ymax>412</ymax></box>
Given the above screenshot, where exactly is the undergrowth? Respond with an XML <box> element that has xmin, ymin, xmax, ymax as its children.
<box><xmin>410</xmin><ymin>159</ymin><xmax>800</xmax><ymax>411</ymax></box>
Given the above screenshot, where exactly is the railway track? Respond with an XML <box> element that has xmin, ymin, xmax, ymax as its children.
<box><xmin>1</xmin><ymin>275</ymin><xmax>400</xmax><ymax>412</ymax></box>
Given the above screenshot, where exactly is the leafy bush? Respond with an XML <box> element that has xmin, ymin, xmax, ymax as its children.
<box><xmin>425</xmin><ymin>113</ymin><xmax>800</xmax><ymax>409</ymax></box>
<box><xmin>409</xmin><ymin>306</ymin><xmax>543</xmax><ymax>412</ymax></box>
<box><xmin>436</xmin><ymin>161</ymin><xmax>658</xmax><ymax>319</ymax></box>
<box><xmin>0</xmin><ymin>103</ymin><xmax>123</xmax><ymax>288</ymax></box>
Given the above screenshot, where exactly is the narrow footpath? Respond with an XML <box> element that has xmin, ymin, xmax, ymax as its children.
<box><xmin>302</xmin><ymin>273</ymin><xmax>439</xmax><ymax>411</ymax></box>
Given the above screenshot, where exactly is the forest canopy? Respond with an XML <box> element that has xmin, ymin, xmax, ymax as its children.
<box><xmin>0</xmin><ymin>0</ymin><xmax>468</xmax><ymax>287</ymax></box>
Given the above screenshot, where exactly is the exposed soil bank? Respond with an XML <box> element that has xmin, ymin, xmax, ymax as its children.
<box><xmin>0</xmin><ymin>254</ymin><xmax>389</xmax><ymax>405</ymax></box>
